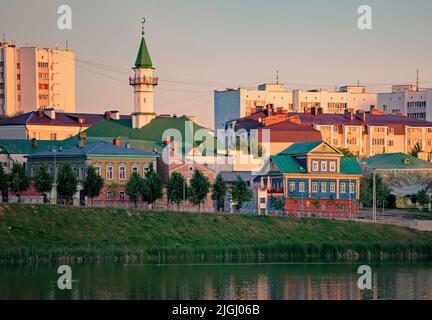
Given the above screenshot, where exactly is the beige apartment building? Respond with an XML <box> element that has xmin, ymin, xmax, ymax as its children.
<box><xmin>0</xmin><ymin>42</ymin><xmax>75</xmax><ymax>117</ymax></box>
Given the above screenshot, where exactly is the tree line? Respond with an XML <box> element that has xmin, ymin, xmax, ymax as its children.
<box><xmin>0</xmin><ymin>163</ymin><xmax>253</xmax><ymax>212</ymax></box>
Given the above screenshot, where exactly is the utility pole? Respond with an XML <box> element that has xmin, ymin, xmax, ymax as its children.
<box><xmin>372</xmin><ymin>172</ymin><xmax>377</xmax><ymax>222</ymax></box>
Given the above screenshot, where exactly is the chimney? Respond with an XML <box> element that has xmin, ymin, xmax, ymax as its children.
<box><xmin>79</xmin><ymin>132</ymin><xmax>87</xmax><ymax>148</ymax></box>
<box><xmin>125</xmin><ymin>142</ymin><xmax>130</xmax><ymax>149</ymax></box>
<box><xmin>37</xmin><ymin>110</ymin><xmax>44</xmax><ymax>118</ymax></box>
<box><xmin>113</xmin><ymin>137</ymin><xmax>121</xmax><ymax>147</ymax></box>
<box><xmin>43</xmin><ymin>108</ymin><xmax>56</xmax><ymax>120</ymax></box>
<box><xmin>31</xmin><ymin>138</ymin><xmax>38</xmax><ymax>148</ymax></box>
<box><xmin>110</xmin><ymin>110</ymin><xmax>120</xmax><ymax>120</ymax></box>
<box><xmin>104</xmin><ymin>111</ymin><xmax>111</xmax><ymax>119</ymax></box>
<box><xmin>344</xmin><ymin>109</ymin><xmax>354</xmax><ymax>121</ymax></box>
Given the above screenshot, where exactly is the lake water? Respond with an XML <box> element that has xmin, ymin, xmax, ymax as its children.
<box><xmin>1</xmin><ymin>262</ymin><xmax>431</xmax><ymax>300</ymax></box>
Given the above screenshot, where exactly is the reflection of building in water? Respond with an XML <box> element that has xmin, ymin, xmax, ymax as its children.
<box><xmin>256</xmin><ymin>274</ymin><xmax>270</xmax><ymax>300</ymax></box>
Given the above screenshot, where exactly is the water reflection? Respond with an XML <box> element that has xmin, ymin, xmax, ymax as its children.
<box><xmin>0</xmin><ymin>262</ymin><xmax>431</xmax><ymax>300</ymax></box>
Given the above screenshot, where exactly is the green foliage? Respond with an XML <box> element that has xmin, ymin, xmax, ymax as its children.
<box><xmin>9</xmin><ymin>163</ymin><xmax>30</xmax><ymax>203</ymax></box>
<box><xmin>269</xmin><ymin>196</ymin><xmax>285</xmax><ymax>211</ymax></box>
<box><xmin>83</xmin><ymin>166</ymin><xmax>104</xmax><ymax>203</ymax></box>
<box><xmin>1</xmin><ymin>204</ymin><xmax>432</xmax><ymax>263</ymax></box>
<box><xmin>57</xmin><ymin>164</ymin><xmax>78</xmax><ymax>205</ymax></box>
<box><xmin>212</xmin><ymin>174</ymin><xmax>227</xmax><ymax>212</ymax></box>
<box><xmin>338</xmin><ymin>148</ymin><xmax>355</xmax><ymax>158</ymax></box>
<box><xmin>167</xmin><ymin>172</ymin><xmax>186</xmax><ymax>210</ymax></box>
<box><xmin>411</xmin><ymin>142</ymin><xmax>423</xmax><ymax>158</ymax></box>
<box><xmin>188</xmin><ymin>169</ymin><xmax>210</xmax><ymax>211</ymax></box>
<box><xmin>34</xmin><ymin>166</ymin><xmax>53</xmax><ymax>203</ymax></box>
<box><xmin>231</xmin><ymin>176</ymin><xmax>253</xmax><ymax>213</ymax></box>
<box><xmin>126</xmin><ymin>172</ymin><xmax>145</xmax><ymax>206</ymax></box>
<box><xmin>142</xmin><ymin>171</ymin><xmax>164</xmax><ymax>208</ymax></box>
<box><xmin>414</xmin><ymin>189</ymin><xmax>430</xmax><ymax>206</ymax></box>
<box><xmin>0</xmin><ymin>164</ymin><xmax>9</xmax><ymax>201</ymax></box>
<box><xmin>360</xmin><ymin>174</ymin><xmax>391</xmax><ymax>208</ymax></box>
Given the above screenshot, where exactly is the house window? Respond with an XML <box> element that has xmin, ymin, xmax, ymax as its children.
<box><xmin>330</xmin><ymin>162</ymin><xmax>336</xmax><ymax>172</ymax></box>
<box><xmin>107</xmin><ymin>191</ymin><xmax>114</xmax><ymax>200</ymax></box>
<box><xmin>312</xmin><ymin>182</ymin><xmax>318</xmax><ymax>193</ymax></box>
<box><xmin>299</xmin><ymin>182</ymin><xmax>305</xmax><ymax>193</ymax></box>
<box><xmin>119</xmin><ymin>191</ymin><xmax>125</xmax><ymax>200</ymax></box>
<box><xmin>30</xmin><ymin>164</ymin><xmax>36</xmax><ymax>177</ymax></box>
<box><xmin>330</xmin><ymin>182</ymin><xmax>336</xmax><ymax>193</ymax></box>
<box><xmin>131</xmin><ymin>164</ymin><xmax>139</xmax><ymax>176</ymax></box>
<box><xmin>143</xmin><ymin>163</ymin><xmax>150</xmax><ymax>175</ymax></box>
<box><xmin>312</xmin><ymin>161</ymin><xmax>319</xmax><ymax>172</ymax></box>
<box><xmin>50</xmin><ymin>133</ymin><xmax>57</xmax><ymax>140</ymax></box>
<box><xmin>321</xmin><ymin>162</ymin><xmax>327</xmax><ymax>172</ymax></box>
<box><xmin>349</xmin><ymin>183</ymin><xmax>355</xmax><ymax>194</ymax></box>
<box><xmin>289</xmin><ymin>182</ymin><xmax>295</xmax><ymax>193</ymax></box>
<box><xmin>94</xmin><ymin>166</ymin><xmax>101</xmax><ymax>176</ymax></box>
<box><xmin>106</xmin><ymin>165</ymin><xmax>113</xmax><ymax>180</ymax></box>
<box><xmin>321</xmin><ymin>182</ymin><xmax>327</xmax><ymax>193</ymax></box>
<box><xmin>340</xmin><ymin>182</ymin><xmax>346</xmax><ymax>193</ymax></box>
<box><xmin>119</xmin><ymin>165</ymin><xmax>126</xmax><ymax>181</ymax></box>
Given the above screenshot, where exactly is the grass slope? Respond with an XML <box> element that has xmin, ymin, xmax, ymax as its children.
<box><xmin>1</xmin><ymin>204</ymin><xmax>432</xmax><ymax>262</ymax></box>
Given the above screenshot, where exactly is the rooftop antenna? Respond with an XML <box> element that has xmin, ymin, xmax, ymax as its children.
<box><xmin>66</xmin><ymin>41</ymin><xmax>69</xmax><ymax>51</ymax></box>
<box><xmin>357</xmin><ymin>80</ymin><xmax>360</xmax><ymax>86</ymax></box>
<box><xmin>2</xmin><ymin>33</ymin><xmax>5</xmax><ymax>43</ymax></box>
<box><xmin>416</xmin><ymin>68</ymin><xmax>419</xmax><ymax>91</ymax></box>
<box><xmin>276</xmin><ymin>70</ymin><xmax>279</xmax><ymax>84</ymax></box>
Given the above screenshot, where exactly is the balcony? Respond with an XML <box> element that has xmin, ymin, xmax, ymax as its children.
<box><xmin>129</xmin><ymin>76</ymin><xmax>159</xmax><ymax>86</ymax></box>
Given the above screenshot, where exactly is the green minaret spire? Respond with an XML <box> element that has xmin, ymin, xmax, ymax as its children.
<box><xmin>134</xmin><ymin>18</ymin><xmax>153</xmax><ymax>68</ymax></box>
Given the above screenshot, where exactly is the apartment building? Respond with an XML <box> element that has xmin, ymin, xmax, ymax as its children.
<box><xmin>214</xmin><ymin>83</ymin><xmax>377</xmax><ymax>132</ymax></box>
<box><xmin>0</xmin><ymin>42</ymin><xmax>75</xmax><ymax>117</ymax></box>
<box><xmin>377</xmin><ymin>84</ymin><xmax>432</xmax><ymax>121</ymax></box>
<box><xmin>230</xmin><ymin>106</ymin><xmax>432</xmax><ymax>159</ymax></box>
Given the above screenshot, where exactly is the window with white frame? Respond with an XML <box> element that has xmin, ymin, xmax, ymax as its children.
<box><xmin>349</xmin><ymin>182</ymin><xmax>355</xmax><ymax>194</ymax></box>
<box><xmin>299</xmin><ymin>182</ymin><xmax>305</xmax><ymax>193</ymax></box>
<box><xmin>330</xmin><ymin>182</ymin><xmax>336</xmax><ymax>193</ymax></box>
<box><xmin>119</xmin><ymin>191</ymin><xmax>125</xmax><ymax>200</ymax></box>
<box><xmin>289</xmin><ymin>182</ymin><xmax>295</xmax><ymax>193</ymax></box>
<box><xmin>143</xmin><ymin>163</ymin><xmax>150</xmax><ymax>176</ymax></box>
<box><xmin>312</xmin><ymin>161</ymin><xmax>319</xmax><ymax>172</ymax></box>
<box><xmin>119</xmin><ymin>165</ymin><xmax>126</xmax><ymax>181</ymax></box>
<box><xmin>321</xmin><ymin>162</ymin><xmax>327</xmax><ymax>172</ymax></box>
<box><xmin>94</xmin><ymin>166</ymin><xmax>101</xmax><ymax>176</ymax></box>
<box><xmin>321</xmin><ymin>182</ymin><xmax>327</xmax><ymax>193</ymax></box>
<box><xmin>340</xmin><ymin>182</ymin><xmax>346</xmax><ymax>193</ymax></box>
<box><xmin>131</xmin><ymin>164</ymin><xmax>139</xmax><ymax>176</ymax></box>
<box><xmin>329</xmin><ymin>162</ymin><xmax>336</xmax><ymax>172</ymax></box>
<box><xmin>312</xmin><ymin>182</ymin><xmax>318</xmax><ymax>193</ymax></box>
<box><xmin>106</xmin><ymin>165</ymin><xmax>113</xmax><ymax>180</ymax></box>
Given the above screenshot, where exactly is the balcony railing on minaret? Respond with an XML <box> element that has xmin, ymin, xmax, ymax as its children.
<box><xmin>129</xmin><ymin>75</ymin><xmax>159</xmax><ymax>86</ymax></box>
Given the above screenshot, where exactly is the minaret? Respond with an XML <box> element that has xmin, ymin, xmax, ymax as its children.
<box><xmin>130</xmin><ymin>18</ymin><xmax>158</xmax><ymax>129</ymax></box>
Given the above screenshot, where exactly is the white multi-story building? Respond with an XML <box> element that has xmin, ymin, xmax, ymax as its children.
<box><xmin>377</xmin><ymin>84</ymin><xmax>432</xmax><ymax>121</ymax></box>
<box><xmin>214</xmin><ymin>83</ymin><xmax>377</xmax><ymax>132</ymax></box>
<box><xmin>0</xmin><ymin>42</ymin><xmax>75</xmax><ymax>117</ymax></box>
<box><xmin>214</xmin><ymin>83</ymin><xmax>293</xmax><ymax>132</ymax></box>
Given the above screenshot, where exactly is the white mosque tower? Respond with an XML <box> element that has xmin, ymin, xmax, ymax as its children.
<box><xmin>130</xmin><ymin>18</ymin><xmax>158</xmax><ymax>129</ymax></box>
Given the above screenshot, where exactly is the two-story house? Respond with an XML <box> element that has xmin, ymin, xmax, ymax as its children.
<box><xmin>254</xmin><ymin>141</ymin><xmax>362</xmax><ymax>218</ymax></box>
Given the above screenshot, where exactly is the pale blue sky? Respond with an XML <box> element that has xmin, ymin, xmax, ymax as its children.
<box><xmin>1</xmin><ymin>0</ymin><xmax>431</xmax><ymax>128</ymax></box>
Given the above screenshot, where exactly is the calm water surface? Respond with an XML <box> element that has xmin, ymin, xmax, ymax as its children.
<box><xmin>0</xmin><ymin>262</ymin><xmax>431</xmax><ymax>300</ymax></box>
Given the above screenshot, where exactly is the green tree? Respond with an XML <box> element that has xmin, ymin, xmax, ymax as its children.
<box><xmin>34</xmin><ymin>166</ymin><xmax>53</xmax><ymax>204</ymax></box>
<box><xmin>57</xmin><ymin>164</ymin><xmax>78</xmax><ymax>205</ymax></box>
<box><xmin>269</xmin><ymin>196</ymin><xmax>285</xmax><ymax>212</ymax></box>
<box><xmin>338</xmin><ymin>148</ymin><xmax>355</xmax><ymax>158</ymax></box>
<box><xmin>212</xmin><ymin>174</ymin><xmax>227</xmax><ymax>212</ymax></box>
<box><xmin>125</xmin><ymin>172</ymin><xmax>145</xmax><ymax>208</ymax></box>
<box><xmin>83</xmin><ymin>166</ymin><xmax>104</xmax><ymax>206</ymax></box>
<box><xmin>416</xmin><ymin>189</ymin><xmax>430</xmax><ymax>206</ymax></box>
<box><xmin>188</xmin><ymin>169</ymin><xmax>210</xmax><ymax>212</ymax></box>
<box><xmin>142</xmin><ymin>171</ymin><xmax>164</xmax><ymax>210</ymax></box>
<box><xmin>9</xmin><ymin>163</ymin><xmax>30</xmax><ymax>203</ymax></box>
<box><xmin>231</xmin><ymin>176</ymin><xmax>253</xmax><ymax>213</ymax></box>
<box><xmin>167</xmin><ymin>172</ymin><xmax>186</xmax><ymax>211</ymax></box>
<box><xmin>360</xmin><ymin>174</ymin><xmax>390</xmax><ymax>208</ymax></box>
<box><xmin>411</xmin><ymin>142</ymin><xmax>423</xmax><ymax>158</ymax></box>
<box><xmin>0</xmin><ymin>164</ymin><xmax>9</xmax><ymax>202</ymax></box>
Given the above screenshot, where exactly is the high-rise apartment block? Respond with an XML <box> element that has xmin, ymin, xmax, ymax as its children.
<box><xmin>0</xmin><ymin>42</ymin><xmax>75</xmax><ymax>117</ymax></box>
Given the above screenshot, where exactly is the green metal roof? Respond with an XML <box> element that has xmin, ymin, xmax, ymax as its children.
<box><xmin>363</xmin><ymin>153</ymin><xmax>432</xmax><ymax>170</ymax></box>
<box><xmin>340</xmin><ymin>157</ymin><xmax>362</xmax><ymax>175</ymax></box>
<box><xmin>280</xmin><ymin>141</ymin><xmax>324</xmax><ymax>156</ymax></box>
<box><xmin>135</xmin><ymin>37</ymin><xmax>153</xmax><ymax>68</ymax></box>
<box><xmin>0</xmin><ymin>139</ymin><xmax>80</xmax><ymax>155</ymax></box>
<box><xmin>271</xmin><ymin>155</ymin><xmax>304</xmax><ymax>173</ymax></box>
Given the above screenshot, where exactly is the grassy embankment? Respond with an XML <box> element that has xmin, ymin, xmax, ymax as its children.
<box><xmin>1</xmin><ymin>204</ymin><xmax>432</xmax><ymax>263</ymax></box>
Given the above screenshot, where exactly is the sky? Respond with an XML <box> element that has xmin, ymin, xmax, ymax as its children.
<box><xmin>1</xmin><ymin>0</ymin><xmax>432</xmax><ymax>129</ymax></box>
